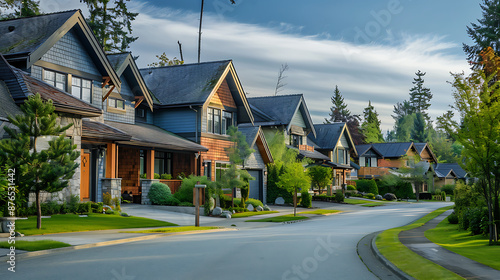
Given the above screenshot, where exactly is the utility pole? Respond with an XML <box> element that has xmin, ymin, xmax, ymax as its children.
<box><xmin>197</xmin><ymin>0</ymin><xmax>204</xmax><ymax>63</ymax></box>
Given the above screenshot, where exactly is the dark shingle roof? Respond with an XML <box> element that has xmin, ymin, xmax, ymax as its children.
<box><xmin>414</xmin><ymin>143</ymin><xmax>427</xmax><ymax>154</ymax></box>
<box><xmin>107</xmin><ymin>53</ymin><xmax>130</xmax><ymax>73</ymax></box>
<box><xmin>372</xmin><ymin>142</ymin><xmax>413</xmax><ymax>158</ymax></box>
<box><xmin>0</xmin><ymin>55</ymin><xmax>101</xmax><ymax>117</ymax></box>
<box><xmin>105</xmin><ymin>121</ymin><xmax>208</xmax><ymax>152</ymax></box>
<box><xmin>0</xmin><ymin>10</ymin><xmax>76</xmax><ymax>56</ymax></box>
<box><xmin>290</xmin><ymin>146</ymin><xmax>330</xmax><ymax>161</ymax></box>
<box><xmin>309</xmin><ymin>123</ymin><xmax>346</xmax><ymax>150</ymax></box>
<box><xmin>237</xmin><ymin>126</ymin><xmax>260</xmax><ymax>148</ymax></box>
<box><xmin>0</xmin><ymin>81</ymin><xmax>22</xmax><ymax>120</ymax></box>
<box><xmin>247</xmin><ymin>94</ymin><xmax>303</xmax><ymax>126</ymax></box>
<box><xmin>434</xmin><ymin>163</ymin><xmax>467</xmax><ymax>179</ymax></box>
<box><xmin>139</xmin><ymin>60</ymin><xmax>231</xmax><ymax>106</ymax></box>
<box><xmin>82</xmin><ymin>120</ymin><xmax>131</xmax><ymax>141</ymax></box>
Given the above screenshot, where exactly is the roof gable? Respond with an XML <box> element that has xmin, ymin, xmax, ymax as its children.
<box><xmin>371</xmin><ymin>142</ymin><xmax>414</xmax><ymax>158</ymax></box>
<box><xmin>414</xmin><ymin>142</ymin><xmax>438</xmax><ymax>163</ymax></box>
<box><xmin>0</xmin><ymin>10</ymin><xmax>121</xmax><ymax>91</ymax></box>
<box><xmin>238</xmin><ymin>125</ymin><xmax>273</xmax><ymax>164</ymax></box>
<box><xmin>310</xmin><ymin>123</ymin><xmax>356</xmax><ymax>155</ymax></box>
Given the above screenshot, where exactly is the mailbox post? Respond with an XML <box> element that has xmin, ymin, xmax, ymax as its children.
<box><xmin>194</xmin><ymin>182</ymin><xmax>206</xmax><ymax>227</ymax></box>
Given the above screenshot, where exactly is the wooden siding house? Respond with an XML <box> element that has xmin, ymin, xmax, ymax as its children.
<box><xmin>433</xmin><ymin>163</ymin><xmax>467</xmax><ymax>188</ymax></box>
<box><xmin>308</xmin><ymin>123</ymin><xmax>358</xmax><ymax>192</ymax></box>
<box><xmin>0</xmin><ymin>10</ymin><xmax>208</xmax><ymax>205</ymax></box>
<box><xmin>140</xmin><ymin>60</ymin><xmax>273</xmax><ymax>202</ymax></box>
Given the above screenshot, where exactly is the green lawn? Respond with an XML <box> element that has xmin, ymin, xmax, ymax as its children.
<box><xmin>0</xmin><ymin>240</ymin><xmax>71</xmax><ymax>251</ymax></box>
<box><xmin>426</xmin><ymin>219</ymin><xmax>500</xmax><ymax>270</ymax></box>
<box><xmin>344</xmin><ymin>198</ymin><xmax>377</xmax><ymax>204</ymax></box>
<box><xmin>245</xmin><ymin>214</ymin><xmax>309</xmax><ymax>223</ymax></box>
<box><xmin>360</xmin><ymin>202</ymin><xmax>386</xmax><ymax>207</ymax></box>
<box><xmin>231</xmin><ymin>211</ymin><xmax>279</xmax><ymax>218</ymax></box>
<box><xmin>298</xmin><ymin>209</ymin><xmax>341</xmax><ymax>215</ymax></box>
<box><xmin>376</xmin><ymin>206</ymin><xmax>463</xmax><ymax>280</ymax></box>
<box><xmin>14</xmin><ymin>214</ymin><xmax>176</xmax><ymax>236</ymax></box>
<box><xmin>123</xmin><ymin>226</ymin><xmax>220</xmax><ymax>233</ymax></box>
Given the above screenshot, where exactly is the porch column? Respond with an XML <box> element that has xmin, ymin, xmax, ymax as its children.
<box><xmin>146</xmin><ymin>149</ymin><xmax>155</xmax><ymax>179</ymax></box>
<box><xmin>106</xmin><ymin>143</ymin><xmax>117</xmax><ymax>178</ymax></box>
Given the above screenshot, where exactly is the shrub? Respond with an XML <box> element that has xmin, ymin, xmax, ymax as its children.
<box><xmin>160</xmin><ymin>174</ymin><xmax>173</xmax><ymax>180</ymax></box>
<box><xmin>140</xmin><ymin>173</ymin><xmax>147</xmax><ymax>179</ymax></box>
<box><xmin>245</xmin><ymin>198</ymin><xmax>264</xmax><ymax>208</ymax></box>
<box><xmin>394</xmin><ymin>181</ymin><xmax>414</xmax><ymax>199</ymax></box>
<box><xmin>441</xmin><ymin>191</ymin><xmax>447</xmax><ymax>201</ymax></box>
<box><xmin>465</xmin><ymin>207</ymin><xmax>488</xmax><ymax>235</ymax></box>
<box><xmin>179</xmin><ymin>202</ymin><xmax>194</xmax><ymax>207</ymax></box>
<box><xmin>228</xmin><ymin>207</ymin><xmax>248</xmax><ymax>213</ymax></box>
<box><xmin>91</xmin><ymin>202</ymin><xmax>104</xmax><ymax>213</ymax></box>
<box><xmin>148</xmin><ymin>182</ymin><xmax>173</xmax><ymax>205</ymax></box>
<box><xmin>174</xmin><ymin>175</ymin><xmax>213</xmax><ymax>203</ymax></box>
<box><xmin>441</xmin><ymin>184</ymin><xmax>455</xmax><ymax>195</ymax></box>
<box><xmin>105</xmin><ymin>208</ymin><xmax>114</xmax><ymax>214</ymax></box>
<box><xmin>103</xmin><ymin>192</ymin><xmax>112</xmax><ymax>206</ymax></box>
<box><xmin>154</xmin><ymin>173</ymin><xmax>160</xmax><ymax>179</ymax></box>
<box><xmin>220</xmin><ymin>195</ymin><xmax>233</xmax><ymax>209</ymax></box>
<box><xmin>77</xmin><ymin>202</ymin><xmax>91</xmax><ymax>214</ymax></box>
<box><xmin>383</xmin><ymin>193</ymin><xmax>397</xmax><ymax>201</ymax></box>
<box><xmin>364</xmin><ymin>193</ymin><xmax>375</xmax><ymax>200</ymax></box>
<box><xmin>355</xmin><ymin>180</ymin><xmax>370</xmax><ymax>193</ymax></box>
<box><xmin>300</xmin><ymin>191</ymin><xmax>312</xmax><ymax>208</ymax></box>
<box><xmin>347</xmin><ymin>185</ymin><xmax>356</xmax><ymax>190</ymax></box>
<box><xmin>68</xmin><ymin>194</ymin><xmax>80</xmax><ymax>213</ymax></box>
<box><xmin>335</xmin><ymin>191</ymin><xmax>344</xmax><ymax>203</ymax></box>
<box><xmin>448</xmin><ymin>212</ymin><xmax>459</xmax><ymax>224</ymax></box>
<box><xmin>368</xmin><ymin>180</ymin><xmax>378</xmax><ymax>195</ymax></box>
<box><xmin>112</xmin><ymin>197</ymin><xmax>121</xmax><ymax>211</ymax></box>
<box><xmin>41</xmin><ymin>200</ymin><xmax>60</xmax><ymax>215</ymax></box>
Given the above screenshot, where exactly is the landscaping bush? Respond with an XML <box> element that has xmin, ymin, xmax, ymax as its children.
<box><xmin>335</xmin><ymin>191</ymin><xmax>344</xmax><ymax>203</ymax></box>
<box><xmin>364</xmin><ymin>193</ymin><xmax>375</xmax><ymax>200</ymax></box>
<box><xmin>245</xmin><ymin>198</ymin><xmax>264</xmax><ymax>208</ymax></box>
<box><xmin>441</xmin><ymin>191</ymin><xmax>447</xmax><ymax>201</ymax></box>
<box><xmin>447</xmin><ymin>212</ymin><xmax>459</xmax><ymax>224</ymax></box>
<box><xmin>154</xmin><ymin>173</ymin><xmax>160</xmax><ymax>179</ymax></box>
<box><xmin>148</xmin><ymin>182</ymin><xmax>179</xmax><ymax>205</ymax></box>
<box><xmin>300</xmin><ymin>191</ymin><xmax>312</xmax><ymax>208</ymax></box>
<box><xmin>140</xmin><ymin>173</ymin><xmax>147</xmax><ymax>179</ymax></box>
<box><xmin>441</xmin><ymin>184</ymin><xmax>455</xmax><ymax>195</ymax></box>
<box><xmin>368</xmin><ymin>180</ymin><xmax>378</xmax><ymax>195</ymax></box>
<box><xmin>266</xmin><ymin>164</ymin><xmax>294</xmax><ymax>204</ymax></box>
<box><xmin>355</xmin><ymin>180</ymin><xmax>371</xmax><ymax>193</ymax></box>
<box><xmin>160</xmin><ymin>173</ymin><xmax>173</xmax><ymax>180</ymax></box>
<box><xmin>68</xmin><ymin>194</ymin><xmax>80</xmax><ymax>213</ymax></box>
<box><xmin>220</xmin><ymin>195</ymin><xmax>233</xmax><ymax>209</ymax></box>
<box><xmin>383</xmin><ymin>193</ymin><xmax>397</xmax><ymax>201</ymax></box>
<box><xmin>103</xmin><ymin>192</ymin><xmax>112</xmax><ymax>206</ymax></box>
<box><xmin>464</xmin><ymin>207</ymin><xmax>488</xmax><ymax>235</ymax></box>
<box><xmin>228</xmin><ymin>207</ymin><xmax>248</xmax><ymax>213</ymax></box>
<box><xmin>174</xmin><ymin>175</ymin><xmax>213</xmax><ymax>203</ymax></box>
<box><xmin>91</xmin><ymin>202</ymin><xmax>104</xmax><ymax>213</ymax></box>
<box><xmin>394</xmin><ymin>181</ymin><xmax>414</xmax><ymax>199</ymax></box>
<box><xmin>346</xmin><ymin>185</ymin><xmax>356</xmax><ymax>190</ymax></box>
<box><xmin>77</xmin><ymin>202</ymin><xmax>91</xmax><ymax>214</ymax></box>
<box><xmin>41</xmin><ymin>200</ymin><xmax>60</xmax><ymax>215</ymax></box>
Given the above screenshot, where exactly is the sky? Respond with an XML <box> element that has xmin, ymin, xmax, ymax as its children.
<box><xmin>39</xmin><ymin>0</ymin><xmax>484</xmax><ymax>131</ymax></box>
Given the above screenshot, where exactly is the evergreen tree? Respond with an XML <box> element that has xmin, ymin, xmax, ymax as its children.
<box><xmin>409</xmin><ymin>70</ymin><xmax>433</xmax><ymax>120</ymax></box>
<box><xmin>0</xmin><ymin>0</ymin><xmax>39</xmax><ymax>19</ymax></box>
<box><xmin>361</xmin><ymin>101</ymin><xmax>384</xmax><ymax>143</ymax></box>
<box><xmin>411</xmin><ymin>112</ymin><xmax>428</xmax><ymax>143</ymax></box>
<box><xmin>81</xmin><ymin>0</ymin><xmax>138</xmax><ymax>53</ymax></box>
<box><xmin>463</xmin><ymin>0</ymin><xmax>500</xmax><ymax>64</ymax></box>
<box><xmin>0</xmin><ymin>94</ymin><xmax>79</xmax><ymax>229</ymax></box>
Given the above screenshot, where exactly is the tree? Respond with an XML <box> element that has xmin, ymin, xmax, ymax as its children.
<box><xmin>463</xmin><ymin>0</ymin><xmax>500</xmax><ymax>65</ymax></box>
<box><xmin>324</xmin><ymin>85</ymin><xmax>364</xmax><ymax>144</ymax></box>
<box><xmin>81</xmin><ymin>0</ymin><xmax>138</xmax><ymax>53</ymax></box>
<box><xmin>437</xmin><ymin>70</ymin><xmax>500</xmax><ymax>244</ymax></box>
<box><xmin>0</xmin><ymin>0</ymin><xmax>39</xmax><ymax>19</ymax></box>
<box><xmin>411</xmin><ymin>112</ymin><xmax>428</xmax><ymax>143</ymax></box>
<box><xmin>361</xmin><ymin>101</ymin><xmax>384</xmax><ymax>143</ymax></box>
<box><xmin>0</xmin><ymin>94</ymin><xmax>79</xmax><ymax>229</ymax></box>
<box><xmin>274</xmin><ymin>63</ymin><xmax>289</xmax><ymax>96</ymax></box>
<box><xmin>394</xmin><ymin>113</ymin><xmax>415</xmax><ymax>142</ymax></box>
<box><xmin>277</xmin><ymin>162</ymin><xmax>311</xmax><ymax>216</ymax></box>
<box><xmin>409</xmin><ymin>70</ymin><xmax>433</xmax><ymax>120</ymax></box>
<box><xmin>147</xmin><ymin>52</ymin><xmax>184</xmax><ymax>67</ymax></box>
<box><xmin>397</xmin><ymin>159</ymin><xmax>428</xmax><ymax>202</ymax></box>
<box><xmin>308</xmin><ymin>165</ymin><xmax>332</xmax><ymax>194</ymax></box>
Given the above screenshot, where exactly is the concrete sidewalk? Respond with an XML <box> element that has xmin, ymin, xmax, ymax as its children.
<box><xmin>399</xmin><ymin>210</ymin><xmax>500</xmax><ymax>280</ymax></box>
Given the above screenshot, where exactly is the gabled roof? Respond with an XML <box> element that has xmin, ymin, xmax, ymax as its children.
<box><xmin>107</xmin><ymin>52</ymin><xmax>153</xmax><ymax>111</ymax></box>
<box><xmin>288</xmin><ymin>146</ymin><xmax>331</xmax><ymax>161</ymax></box>
<box><xmin>238</xmin><ymin>125</ymin><xmax>273</xmax><ymax>164</ymax></box>
<box><xmin>247</xmin><ymin>94</ymin><xmax>316</xmax><ymax>137</ymax></box>
<box><xmin>82</xmin><ymin>120</ymin><xmax>131</xmax><ymax>141</ymax></box>
<box><xmin>434</xmin><ymin>163</ymin><xmax>467</xmax><ymax>179</ymax></box>
<box><xmin>366</xmin><ymin>142</ymin><xmax>414</xmax><ymax>158</ymax></box>
<box><xmin>0</xmin><ymin>55</ymin><xmax>101</xmax><ymax>117</ymax></box>
<box><xmin>0</xmin><ymin>10</ymin><xmax>121</xmax><ymax>90</ymax></box>
<box><xmin>414</xmin><ymin>142</ymin><xmax>438</xmax><ymax>162</ymax></box>
<box><xmin>355</xmin><ymin>144</ymin><xmax>384</xmax><ymax>158</ymax></box>
<box><xmin>309</xmin><ymin>123</ymin><xmax>357</xmax><ymax>156</ymax></box>
<box><xmin>105</xmin><ymin>121</ymin><xmax>208</xmax><ymax>152</ymax></box>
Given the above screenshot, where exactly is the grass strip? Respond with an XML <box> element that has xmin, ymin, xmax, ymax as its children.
<box><xmin>298</xmin><ymin>209</ymin><xmax>341</xmax><ymax>215</ymax></box>
<box><xmin>245</xmin><ymin>214</ymin><xmax>309</xmax><ymax>223</ymax></box>
<box><xmin>375</xmin><ymin>205</ymin><xmax>463</xmax><ymax>280</ymax></box>
<box><xmin>123</xmin><ymin>226</ymin><xmax>220</xmax><ymax>233</ymax></box>
<box><xmin>344</xmin><ymin>198</ymin><xmax>375</xmax><ymax>204</ymax></box>
<box><xmin>14</xmin><ymin>214</ymin><xmax>176</xmax><ymax>236</ymax></box>
<box><xmin>231</xmin><ymin>211</ymin><xmax>279</xmax><ymax>218</ymax></box>
<box><xmin>361</xmin><ymin>202</ymin><xmax>386</xmax><ymax>207</ymax></box>
<box><xmin>425</xmin><ymin>218</ymin><xmax>500</xmax><ymax>270</ymax></box>
<box><xmin>0</xmin><ymin>240</ymin><xmax>71</xmax><ymax>251</ymax></box>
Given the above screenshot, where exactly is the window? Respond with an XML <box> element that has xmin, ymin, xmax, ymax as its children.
<box><xmin>109</xmin><ymin>97</ymin><xmax>125</xmax><ymax>110</ymax></box>
<box><xmin>338</xmin><ymin>149</ymin><xmax>345</xmax><ymax>164</ymax></box>
<box><xmin>154</xmin><ymin>151</ymin><xmax>172</xmax><ymax>175</ymax></box>
<box><xmin>204</xmin><ymin>162</ymin><xmax>212</xmax><ymax>180</ymax></box>
<box><xmin>291</xmin><ymin>134</ymin><xmax>302</xmax><ymax>147</ymax></box>
<box><xmin>208</xmin><ymin>108</ymin><xmax>233</xmax><ymax>135</ymax></box>
<box><xmin>43</xmin><ymin>69</ymin><xmax>66</xmax><ymax>91</ymax></box>
<box><xmin>140</xmin><ymin>150</ymin><xmax>145</xmax><ymax>175</ymax></box>
<box><xmin>72</xmin><ymin>77</ymin><xmax>92</xmax><ymax>103</ymax></box>
<box><xmin>365</xmin><ymin>157</ymin><xmax>371</xmax><ymax>167</ymax></box>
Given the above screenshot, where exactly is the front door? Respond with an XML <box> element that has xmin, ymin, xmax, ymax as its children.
<box><xmin>80</xmin><ymin>151</ymin><xmax>90</xmax><ymax>201</ymax></box>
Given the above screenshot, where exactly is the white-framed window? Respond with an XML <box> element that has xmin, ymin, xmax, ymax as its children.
<box><xmin>222</xmin><ymin>111</ymin><xmax>233</xmax><ymax>135</ymax></box>
<box><xmin>71</xmin><ymin>77</ymin><xmax>92</xmax><ymax>103</ymax></box>
<box><xmin>108</xmin><ymin>97</ymin><xmax>125</xmax><ymax>110</ymax></box>
<box><xmin>208</xmin><ymin>108</ymin><xmax>233</xmax><ymax>135</ymax></box>
<box><xmin>43</xmin><ymin>69</ymin><xmax>67</xmax><ymax>91</ymax></box>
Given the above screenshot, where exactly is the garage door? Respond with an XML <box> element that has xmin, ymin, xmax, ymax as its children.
<box><xmin>248</xmin><ymin>170</ymin><xmax>261</xmax><ymax>201</ymax></box>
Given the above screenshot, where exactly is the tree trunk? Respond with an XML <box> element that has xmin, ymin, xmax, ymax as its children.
<box><xmin>293</xmin><ymin>187</ymin><xmax>297</xmax><ymax>217</ymax></box>
<box><xmin>36</xmin><ymin>189</ymin><xmax>41</xmax><ymax>229</ymax></box>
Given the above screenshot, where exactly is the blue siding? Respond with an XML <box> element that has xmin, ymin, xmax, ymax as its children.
<box><xmin>291</xmin><ymin>109</ymin><xmax>307</xmax><ymax>128</ymax></box>
<box><xmin>154</xmin><ymin>109</ymin><xmax>196</xmax><ymax>133</ymax></box>
<box><xmin>104</xmin><ymin>78</ymin><xmax>135</xmax><ymax>124</ymax></box>
<box><xmin>146</xmin><ymin>110</ymin><xmax>154</xmax><ymax>124</ymax></box>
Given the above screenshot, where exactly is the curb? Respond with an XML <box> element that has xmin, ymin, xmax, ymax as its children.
<box><xmin>370</xmin><ymin>232</ymin><xmax>415</xmax><ymax>280</ymax></box>
<box><xmin>0</xmin><ymin>227</ymin><xmax>237</xmax><ymax>262</ymax></box>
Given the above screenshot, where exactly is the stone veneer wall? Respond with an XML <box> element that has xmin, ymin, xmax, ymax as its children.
<box><xmin>140</xmin><ymin>179</ymin><xmax>160</xmax><ymax>205</ymax></box>
<box><xmin>101</xmin><ymin>178</ymin><xmax>122</xmax><ymax>203</ymax></box>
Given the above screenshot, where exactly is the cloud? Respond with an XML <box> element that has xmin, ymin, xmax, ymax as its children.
<box><xmin>40</xmin><ymin>0</ymin><xmax>470</xmax><ymax>132</ymax></box>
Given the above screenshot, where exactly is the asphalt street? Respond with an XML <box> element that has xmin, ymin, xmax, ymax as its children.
<box><xmin>0</xmin><ymin>202</ymin><xmax>451</xmax><ymax>280</ymax></box>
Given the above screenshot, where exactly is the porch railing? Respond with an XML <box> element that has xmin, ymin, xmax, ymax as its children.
<box><xmin>358</xmin><ymin>167</ymin><xmax>390</xmax><ymax>178</ymax></box>
<box><xmin>159</xmin><ymin>179</ymin><xmax>183</xmax><ymax>194</ymax></box>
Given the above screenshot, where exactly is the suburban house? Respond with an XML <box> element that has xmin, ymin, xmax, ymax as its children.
<box><xmin>308</xmin><ymin>123</ymin><xmax>358</xmax><ymax>191</ymax></box>
<box><xmin>0</xmin><ymin>10</ymin><xmax>208</xmax><ymax>204</ymax></box>
<box><xmin>433</xmin><ymin>163</ymin><xmax>467</xmax><ymax>187</ymax></box>
<box><xmin>355</xmin><ymin>142</ymin><xmax>437</xmax><ymax>179</ymax></box>
<box><xmin>139</xmin><ymin>60</ymin><xmax>273</xmax><ymax>202</ymax></box>
<box><xmin>246</xmin><ymin>94</ymin><xmax>329</xmax><ymax>162</ymax></box>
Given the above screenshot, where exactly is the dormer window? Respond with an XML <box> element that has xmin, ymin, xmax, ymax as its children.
<box><xmin>208</xmin><ymin>108</ymin><xmax>233</xmax><ymax>135</ymax></box>
<box><xmin>108</xmin><ymin>97</ymin><xmax>125</xmax><ymax>110</ymax></box>
<box><xmin>71</xmin><ymin>77</ymin><xmax>92</xmax><ymax>103</ymax></box>
<box><xmin>43</xmin><ymin>69</ymin><xmax>66</xmax><ymax>91</ymax></box>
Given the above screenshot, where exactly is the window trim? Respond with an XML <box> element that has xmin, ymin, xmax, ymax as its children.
<box><xmin>108</xmin><ymin>97</ymin><xmax>126</xmax><ymax>113</ymax></box>
<box><xmin>71</xmin><ymin>76</ymin><xmax>92</xmax><ymax>103</ymax></box>
<box><xmin>43</xmin><ymin>68</ymin><xmax>67</xmax><ymax>92</ymax></box>
<box><xmin>207</xmin><ymin>107</ymin><xmax>233</xmax><ymax>135</ymax></box>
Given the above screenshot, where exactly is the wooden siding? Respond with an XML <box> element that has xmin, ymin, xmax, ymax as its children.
<box><xmin>358</xmin><ymin>167</ymin><xmax>390</xmax><ymax>177</ymax></box>
<box><xmin>420</xmin><ymin>147</ymin><xmax>435</xmax><ymax>163</ymax></box>
<box><xmin>172</xmin><ymin>153</ymin><xmax>195</xmax><ymax>178</ymax></box>
<box><xmin>118</xmin><ymin>147</ymin><xmax>141</xmax><ymax>195</ymax></box>
<box><xmin>200</xmin><ymin>137</ymin><xmax>233</xmax><ymax>162</ymax></box>
<box><xmin>291</xmin><ymin>109</ymin><xmax>307</xmax><ymax>128</ymax></box>
<box><xmin>154</xmin><ymin>109</ymin><xmax>196</xmax><ymax>134</ymax></box>
<box><xmin>378</xmin><ymin>158</ymin><xmax>404</xmax><ymax>168</ymax></box>
<box><xmin>209</xmin><ymin>79</ymin><xmax>237</xmax><ymax>109</ymax></box>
